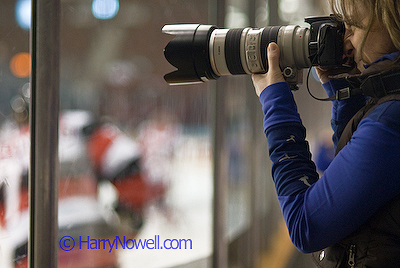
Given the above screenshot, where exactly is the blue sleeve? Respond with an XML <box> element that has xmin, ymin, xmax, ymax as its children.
<box><xmin>259</xmin><ymin>81</ymin><xmax>302</xmax><ymax>129</ymax></box>
<box><xmin>260</xmin><ymin>82</ymin><xmax>400</xmax><ymax>253</ymax></box>
<box><xmin>322</xmin><ymin>80</ymin><xmax>367</xmax><ymax>148</ymax></box>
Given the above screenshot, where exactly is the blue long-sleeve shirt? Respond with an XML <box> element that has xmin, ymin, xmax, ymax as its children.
<box><xmin>260</xmin><ymin>80</ymin><xmax>400</xmax><ymax>253</ymax></box>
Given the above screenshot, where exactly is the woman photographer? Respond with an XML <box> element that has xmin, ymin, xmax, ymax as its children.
<box><xmin>252</xmin><ymin>0</ymin><xmax>400</xmax><ymax>267</ymax></box>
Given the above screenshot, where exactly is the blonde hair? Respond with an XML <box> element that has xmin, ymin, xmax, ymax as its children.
<box><xmin>329</xmin><ymin>0</ymin><xmax>400</xmax><ymax>51</ymax></box>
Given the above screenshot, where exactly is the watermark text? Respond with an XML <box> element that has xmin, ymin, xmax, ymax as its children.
<box><xmin>59</xmin><ymin>235</ymin><xmax>193</xmax><ymax>252</ymax></box>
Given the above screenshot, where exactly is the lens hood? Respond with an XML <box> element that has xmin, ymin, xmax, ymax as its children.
<box><xmin>162</xmin><ymin>24</ymin><xmax>218</xmax><ymax>85</ymax></box>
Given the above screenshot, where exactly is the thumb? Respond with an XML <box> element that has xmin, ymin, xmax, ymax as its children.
<box><xmin>251</xmin><ymin>42</ymin><xmax>285</xmax><ymax>97</ymax></box>
<box><xmin>267</xmin><ymin>42</ymin><xmax>281</xmax><ymax>73</ymax></box>
<box><xmin>266</xmin><ymin>42</ymin><xmax>285</xmax><ymax>84</ymax></box>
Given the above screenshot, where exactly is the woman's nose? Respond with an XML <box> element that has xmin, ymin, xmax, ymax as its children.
<box><xmin>343</xmin><ymin>40</ymin><xmax>355</xmax><ymax>58</ymax></box>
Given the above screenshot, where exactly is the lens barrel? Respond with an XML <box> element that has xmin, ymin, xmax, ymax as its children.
<box><xmin>162</xmin><ymin>16</ymin><xmax>343</xmax><ymax>85</ymax></box>
<box><xmin>208</xmin><ymin>26</ymin><xmax>284</xmax><ymax>77</ymax></box>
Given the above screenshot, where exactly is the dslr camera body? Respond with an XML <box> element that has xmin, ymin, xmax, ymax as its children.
<box><xmin>162</xmin><ymin>15</ymin><xmax>345</xmax><ymax>89</ymax></box>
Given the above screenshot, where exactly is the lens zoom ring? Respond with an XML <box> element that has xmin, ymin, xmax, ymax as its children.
<box><xmin>261</xmin><ymin>26</ymin><xmax>281</xmax><ymax>70</ymax></box>
<box><xmin>225</xmin><ymin>28</ymin><xmax>246</xmax><ymax>75</ymax></box>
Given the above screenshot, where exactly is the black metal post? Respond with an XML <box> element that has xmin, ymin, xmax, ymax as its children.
<box><xmin>29</xmin><ymin>0</ymin><xmax>60</xmax><ymax>267</ymax></box>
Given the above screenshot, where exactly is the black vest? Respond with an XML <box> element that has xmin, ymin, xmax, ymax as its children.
<box><xmin>311</xmin><ymin>94</ymin><xmax>400</xmax><ymax>268</ymax></box>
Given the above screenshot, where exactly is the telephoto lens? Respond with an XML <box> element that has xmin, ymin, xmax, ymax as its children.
<box><xmin>162</xmin><ymin>15</ymin><xmax>344</xmax><ymax>86</ymax></box>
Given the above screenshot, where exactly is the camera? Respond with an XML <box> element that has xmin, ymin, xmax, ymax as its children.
<box><xmin>162</xmin><ymin>15</ymin><xmax>345</xmax><ymax>88</ymax></box>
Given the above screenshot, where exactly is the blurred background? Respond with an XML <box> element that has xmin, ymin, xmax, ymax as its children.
<box><xmin>0</xmin><ymin>0</ymin><xmax>334</xmax><ymax>267</ymax></box>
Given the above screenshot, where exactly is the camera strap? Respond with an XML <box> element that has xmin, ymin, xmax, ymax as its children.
<box><xmin>347</xmin><ymin>69</ymin><xmax>400</xmax><ymax>98</ymax></box>
<box><xmin>331</xmin><ymin>68</ymin><xmax>400</xmax><ymax>100</ymax></box>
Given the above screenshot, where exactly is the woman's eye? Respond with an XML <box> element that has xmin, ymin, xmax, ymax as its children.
<box><xmin>344</xmin><ymin>26</ymin><xmax>353</xmax><ymax>38</ymax></box>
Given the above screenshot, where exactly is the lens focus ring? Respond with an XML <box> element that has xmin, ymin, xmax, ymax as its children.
<box><xmin>225</xmin><ymin>29</ymin><xmax>246</xmax><ymax>75</ymax></box>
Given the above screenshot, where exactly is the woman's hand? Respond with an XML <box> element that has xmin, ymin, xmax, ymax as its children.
<box><xmin>252</xmin><ymin>42</ymin><xmax>285</xmax><ymax>97</ymax></box>
<box><xmin>315</xmin><ymin>59</ymin><xmax>361</xmax><ymax>84</ymax></box>
<box><xmin>313</xmin><ymin>67</ymin><xmax>329</xmax><ymax>84</ymax></box>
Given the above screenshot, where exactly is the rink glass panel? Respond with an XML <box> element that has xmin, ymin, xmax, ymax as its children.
<box><xmin>58</xmin><ymin>1</ymin><xmax>212</xmax><ymax>268</ymax></box>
